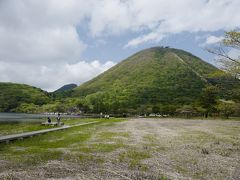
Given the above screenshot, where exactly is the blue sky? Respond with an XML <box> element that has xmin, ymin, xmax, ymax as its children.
<box><xmin>81</xmin><ymin>30</ymin><xmax>223</xmax><ymax>64</ymax></box>
<box><xmin>0</xmin><ymin>0</ymin><xmax>239</xmax><ymax>91</ymax></box>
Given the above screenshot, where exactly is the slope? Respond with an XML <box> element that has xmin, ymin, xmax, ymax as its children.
<box><xmin>0</xmin><ymin>82</ymin><xmax>51</xmax><ymax>112</ymax></box>
<box><xmin>54</xmin><ymin>84</ymin><xmax>77</xmax><ymax>93</ymax></box>
<box><xmin>72</xmin><ymin>47</ymin><xmax>220</xmax><ymax>112</ymax></box>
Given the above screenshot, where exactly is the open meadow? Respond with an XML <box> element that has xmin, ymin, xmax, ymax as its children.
<box><xmin>0</xmin><ymin>118</ymin><xmax>239</xmax><ymax>180</ymax></box>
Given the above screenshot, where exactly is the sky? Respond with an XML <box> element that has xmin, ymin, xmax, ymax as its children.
<box><xmin>0</xmin><ymin>0</ymin><xmax>240</xmax><ymax>92</ymax></box>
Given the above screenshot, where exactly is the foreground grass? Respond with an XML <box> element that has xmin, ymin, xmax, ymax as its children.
<box><xmin>0</xmin><ymin>118</ymin><xmax>126</xmax><ymax>167</ymax></box>
<box><xmin>0</xmin><ymin>121</ymin><xmax>53</xmax><ymax>136</ymax></box>
<box><xmin>0</xmin><ymin>118</ymin><xmax>99</xmax><ymax>136</ymax></box>
<box><xmin>0</xmin><ymin>118</ymin><xmax>239</xmax><ymax>179</ymax></box>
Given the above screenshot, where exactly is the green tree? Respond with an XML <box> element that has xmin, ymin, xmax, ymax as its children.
<box><xmin>199</xmin><ymin>86</ymin><xmax>218</xmax><ymax>118</ymax></box>
<box><xmin>152</xmin><ymin>105</ymin><xmax>160</xmax><ymax>114</ymax></box>
<box><xmin>216</xmin><ymin>100</ymin><xmax>236</xmax><ymax>119</ymax></box>
<box><xmin>54</xmin><ymin>102</ymin><xmax>66</xmax><ymax>113</ymax></box>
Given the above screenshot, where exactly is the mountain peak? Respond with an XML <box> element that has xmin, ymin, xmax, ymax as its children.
<box><xmin>72</xmin><ymin>47</ymin><xmax>218</xmax><ymax>111</ymax></box>
<box><xmin>54</xmin><ymin>83</ymin><xmax>77</xmax><ymax>93</ymax></box>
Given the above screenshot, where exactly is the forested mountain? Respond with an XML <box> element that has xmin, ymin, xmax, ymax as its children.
<box><xmin>51</xmin><ymin>83</ymin><xmax>77</xmax><ymax>99</ymax></box>
<box><xmin>0</xmin><ymin>83</ymin><xmax>50</xmax><ymax>112</ymax></box>
<box><xmin>72</xmin><ymin>47</ymin><xmax>237</xmax><ymax>113</ymax></box>
<box><xmin>54</xmin><ymin>84</ymin><xmax>77</xmax><ymax>93</ymax></box>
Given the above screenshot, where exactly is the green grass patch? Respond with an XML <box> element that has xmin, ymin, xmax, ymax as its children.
<box><xmin>0</xmin><ymin>118</ymin><xmax>126</xmax><ymax>167</ymax></box>
<box><xmin>143</xmin><ymin>134</ymin><xmax>158</xmax><ymax>143</ymax></box>
<box><xmin>118</xmin><ymin>149</ymin><xmax>151</xmax><ymax>170</ymax></box>
<box><xmin>91</xmin><ymin>141</ymin><xmax>126</xmax><ymax>153</ymax></box>
<box><xmin>97</xmin><ymin>131</ymin><xmax>130</xmax><ymax>141</ymax></box>
<box><xmin>0</xmin><ymin>121</ymin><xmax>54</xmax><ymax>136</ymax></box>
<box><xmin>0</xmin><ymin>118</ymin><xmax>108</xmax><ymax>136</ymax></box>
<box><xmin>62</xmin><ymin>118</ymin><xmax>98</xmax><ymax>126</ymax></box>
<box><xmin>143</xmin><ymin>134</ymin><xmax>167</xmax><ymax>152</ymax></box>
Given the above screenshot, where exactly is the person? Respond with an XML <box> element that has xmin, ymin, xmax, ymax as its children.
<box><xmin>47</xmin><ymin>117</ymin><xmax>51</xmax><ymax>123</ymax></box>
<box><xmin>104</xmin><ymin>114</ymin><xmax>110</xmax><ymax>119</ymax></box>
<box><xmin>57</xmin><ymin>113</ymin><xmax>61</xmax><ymax>125</ymax></box>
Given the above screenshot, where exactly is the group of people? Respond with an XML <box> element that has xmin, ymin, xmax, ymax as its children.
<box><xmin>47</xmin><ymin>113</ymin><xmax>61</xmax><ymax>125</ymax></box>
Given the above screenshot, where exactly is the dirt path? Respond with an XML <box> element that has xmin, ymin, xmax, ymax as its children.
<box><xmin>1</xmin><ymin>118</ymin><xmax>240</xmax><ymax>179</ymax></box>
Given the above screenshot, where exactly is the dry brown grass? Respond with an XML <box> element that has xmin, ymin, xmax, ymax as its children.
<box><xmin>0</xmin><ymin>118</ymin><xmax>240</xmax><ymax>179</ymax></box>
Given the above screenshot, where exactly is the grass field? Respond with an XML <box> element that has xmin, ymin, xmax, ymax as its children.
<box><xmin>0</xmin><ymin>118</ymin><xmax>239</xmax><ymax>179</ymax></box>
<box><xmin>0</xmin><ymin>118</ymin><xmax>98</xmax><ymax>136</ymax></box>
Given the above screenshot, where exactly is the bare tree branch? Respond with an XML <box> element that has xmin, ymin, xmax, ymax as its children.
<box><xmin>206</xmin><ymin>30</ymin><xmax>240</xmax><ymax>78</ymax></box>
<box><xmin>206</xmin><ymin>47</ymin><xmax>240</xmax><ymax>65</ymax></box>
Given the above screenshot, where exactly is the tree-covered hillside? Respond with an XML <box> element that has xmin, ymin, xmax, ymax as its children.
<box><xmin>72</xmin><ymin>47</ymin><xmax>235</xmax><ymax>114</ymax></box>
<box><xmin>54</xmin><ymin>84</ymin><xmax>77</xmax><ymax>93</ymax></box>
<box><xmin>0</xmin><ymin>83</ymin><xmax>51</xmax><ymax>112</ymax></box>
<box><xmin>52</xmin><ymin>83</ymin><xmax>77</xmax><ymax>100</ymax></box>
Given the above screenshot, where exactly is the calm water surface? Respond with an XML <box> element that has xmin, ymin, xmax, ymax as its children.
<box><xmin>0</xmin><ymin>113</ymin><xmax>48</xmax><ymax>123</ymax></box>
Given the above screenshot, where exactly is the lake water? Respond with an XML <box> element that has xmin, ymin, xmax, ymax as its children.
<box><xmin>0</xmin><ymin>113</ymin><xmax>84</xmax><ymax>123</ymax></box>
<box><xmin>0</xmin><ymin>113</ymin><xmax>48</xmax><ymax>123</ymax></box>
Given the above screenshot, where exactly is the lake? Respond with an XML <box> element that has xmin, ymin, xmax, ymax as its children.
<box><xmin>0</xmin><ymin>113</ymin><xmax>49</xmax><ymax>123</ymax></box>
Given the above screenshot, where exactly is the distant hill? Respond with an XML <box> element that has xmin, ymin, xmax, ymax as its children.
<box><xmin>0</xmin><ymin>82</ymin><xmax>50</xmax><ymax>112</ymax></box>
<box><xmin>72</xmin><ymin>47</ymin><xmax>239</xmax><ymax>113</ymax></box>
<box><xmin>52</xmin><ymin>84</ymin><xmax>77</xmax><ymax>99</ymax></box>
<box><xmin>54</xmin><ymin>84</ymin><xmax>77</xmax><ymax>93</ymax></box>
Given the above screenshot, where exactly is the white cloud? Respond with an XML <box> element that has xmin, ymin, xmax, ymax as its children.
<box><xmin>124</xmin><ymin>32</ymin><xmax>165</xmax><ymax>48</ymax></box>
<box><xmin>120</xmin><ymin>0</ymin><xmax>240</xmax><ymax>47</ymax></box>
<box><xmin>0</xmin><ymin>0</ymin><xmax>90</xmax><ymax>64</ymax></box>
<box><xmin>204</xmin><ymin>35</ymin><xmax>224</xmax><ymax>45</ymax></box>
<box><xmin>198</xmin><ymin>35</ymin><xmax>224</xmax><ymax>47</ymax></box>
<box><xmin>0</xmin><ymin>60</ymin><xmax>115</xmax><ymax>92</ymax></box>
<box><xmin>0</xmin><ymin>26</ymin><xmax>85</xmax><ymax>64</ymax></box>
